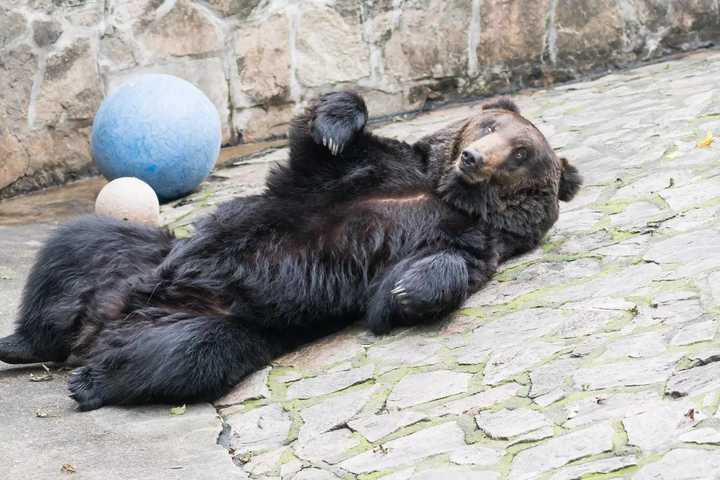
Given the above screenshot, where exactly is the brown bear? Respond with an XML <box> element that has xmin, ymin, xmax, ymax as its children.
<box><xmin>0</xmin><ymin>91</ymin><xmax>581</xmax><ymax>410</ymax></box>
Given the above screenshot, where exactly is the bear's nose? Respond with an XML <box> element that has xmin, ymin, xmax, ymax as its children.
<box><xmin>461</xmin><ymin>149</ymin><xmax>483</xmax><ymax>167</ymax></box>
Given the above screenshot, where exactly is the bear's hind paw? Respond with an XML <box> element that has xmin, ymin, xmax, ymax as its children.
<box><xmin>68</xmin><ymin>366</ymin><xmax>108</xmax><ymax>411</ymax></box>
<box><xmin>0</xmin><ymin>333</ymin><xmax>43</xmax><ymax>364</ymax></box>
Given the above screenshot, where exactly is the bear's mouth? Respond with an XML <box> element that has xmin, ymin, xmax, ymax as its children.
<box><xmin>455</xmin><ymin>162</ymin><xmax>493</xmax><ymax>184</ymax></box>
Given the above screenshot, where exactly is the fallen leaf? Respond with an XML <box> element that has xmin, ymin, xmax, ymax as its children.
<box><xmin>61</xmin><ymin>464</ymin><xmax>77</xmax><ymax>474</ymax></box>
<box><xmin>685</xmin><ymin>408</ymin><xmax>696</xmax><ymax>422</ymax></box>
<box><xmin>697</xmin><ymin>131</ymin><xmax>714</xmax><ymax>148</ymax></box>
<box><xmin>29</xmin><ymin>372</ymin><xmax>53</xmax><ymax>382</ymax></box>
<box><xmin>36</xmin><ymin>408</ymin><xmax>49</xmax><ymax>418</ymax></box>
<box><xmin>170</xmin><ymin>404</ymin><xmax>187</xmax><ymax>416</ymax></box>
<box><xmin>664</xmin><ymin>145</ymin><xmax>680</xmax><ymax>160</ymax></box>
<box><xmin>30</xmin><ymin>364</ymin><xmax>54</xmax><ymax>382</ymax></box>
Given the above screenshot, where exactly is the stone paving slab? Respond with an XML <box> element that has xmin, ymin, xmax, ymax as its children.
<box><xmin>3</xmin><ymin>49</ymin><xmax>720</xmax><ymax>479</ymax></box>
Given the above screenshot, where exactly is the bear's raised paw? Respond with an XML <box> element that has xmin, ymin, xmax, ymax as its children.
<box><xmin>310</xmin><ymin>91</ymin><xmax>368</xmax><ymax>156</ymax></box>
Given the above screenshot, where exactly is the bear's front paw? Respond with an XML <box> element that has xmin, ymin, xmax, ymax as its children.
<box><xmin>390</xmin><ymin>279</ymin><xmax>436</xmax><ymax>318</ymax></box>
<box><xmin>68</xmin><ymin>366</ymin><xmax>110</xmax><ymax>411</ymax></box>
<box><xmin>310</xmin><ymin>91</ymin><xmax>368</xmax><ymax>156</ymax></box>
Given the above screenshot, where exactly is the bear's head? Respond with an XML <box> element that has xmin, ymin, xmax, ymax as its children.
<box><xmin>423</xmin><ymin>98</ymin><xmax>581</xmax><ymax>219</ymax></box>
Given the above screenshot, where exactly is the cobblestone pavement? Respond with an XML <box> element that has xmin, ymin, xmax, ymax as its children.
<box><xmin>4</xmin><ymin>49</ymin><xmax>720</xmax><ymax>480</ymax></box>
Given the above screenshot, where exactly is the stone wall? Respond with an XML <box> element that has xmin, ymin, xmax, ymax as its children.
<box><xmin>1</xmin><ymin>0</ymin><xmax>719</xmax><ymax>197</ymax></box>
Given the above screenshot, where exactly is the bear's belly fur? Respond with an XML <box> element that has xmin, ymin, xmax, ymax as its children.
<box><xmin>106</xmin><ymin>191</ymin><xmax>452</xmax><ymax>339</ymax></box>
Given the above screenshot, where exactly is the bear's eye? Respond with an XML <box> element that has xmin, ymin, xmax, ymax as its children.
<box><xmin>483</xmin><ymin>126</ymin><xmax>495</xmax><ymax>135</ymax></box>
<box><xmin>513</xmin><ymin>148</ymin><xmax>528</xmax><ymax>161</ymax></box>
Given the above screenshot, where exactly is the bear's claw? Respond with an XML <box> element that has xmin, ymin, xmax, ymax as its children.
<box><xmin>321</xmin><ymin>136</ymin><xmax>341</xmax><ymax>156</ymax></box>
<box><xmin>391</xmin><ymin>284</ymin><xmax>411</xmax><ymax>305</ymax></box>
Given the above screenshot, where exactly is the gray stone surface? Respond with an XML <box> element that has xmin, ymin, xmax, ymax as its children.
<box><xmin>348</xmin><ymin>411</ymin><xmax>428</xmax><ymax>443</ymax></box>
<box><xmin>339</xmin><ymin>422</ymin><xmax>467</xmax><ymax>474</ymax></box>
<box><xmin>623</xmin><ymin>399</ymin><xmax>698</xmax><ymax>452</ymax></box>
<box><xmin>286</xmin><ymin>364</ymin><xmax>374</xmax><ymax>400</ymax></box>
<box><xmin>4</xmin><ymin>50</ymin><xmax>720</xmax><ymax>479</ymax></box>
<box><xmin>242</xmin><ymin>447</ymin><xmax>287</xmax><ymax>477</ymax></box>
<box><xmin>298</xmin><ymin>385</ymin><xmax>379</xmax><ymax>441</ymax></box>
<box><xmin>670</xmin><ymin>318</ymin><xmax>718</xmax><ymax>346</ymax></box>
<box><xmin>448</xmin><ymin>445</ymin><xmax>502</xmax><ymax>467</ymax></box>
<box><xmin>223</xmin><ymin>404</ymin><xmax>293</xmax><ymax>454</ymax></box>
<box><xmin>633</xmin><ymin>449</ymin><xmax>720</xmax><ymax>480</ymax></box>
<box><xmin>509</xmin><ymin>426</ymin><xmax>555</xmax><ymax>446</ymax></box>
<box><xmin>548</xmin><ymin>456</ymin><xmax>638</xmax><ymax>480</ymax></box>
<box><xmin>368</xmin><ymin>335</ymin><xmax>443</xmax><ymax>370</ymax></box>
<box><xmin>293</xmin><ymin>468</ymin><xmax>340</xmax><ymax>480</ymax></box>
<box><xmin>508</xmin><ymin>423</ymin><xmax>615</xmax><ymax>480</ymax></box>
<box><xmin>665</xmin><ymin>362</ymin><xmax>720</xmax><ymax>398</ymax></box>
<box><xmin>296</xmin><ymin>428</ymin><xmax>360</xmax><ymax>465</ymax></box>
<box><xmin>572</xmin><ymin>354</ymin><xmax>683</xmax><ymax>390</ymax></box>
<box><xmin>215</xmin><ymin>366</ymin><xmax>271</xmax><ymax>407</ymax></box>
<box><xmin>679</xmin><ymin>427</ymin><xmax>720</xmax><ymax>445</ymax></box>
<box><xmin>475</xmin><ymin>408</ymin><xmax>551</xmax><ymax>440</ymax></box>
<box><xmin>411</xmin><ymin>468</ymin><xmax>500</xmax><ymax>480</ymax></box>
<box><xmin>430</xmin><ymin>383</ymin><xmax>523</xmax><ymax>416</ymax></box>
<box><xmin>387</xmin><ymin>370</ymin><xmax>471</xmax><ymax>409</ymax></box>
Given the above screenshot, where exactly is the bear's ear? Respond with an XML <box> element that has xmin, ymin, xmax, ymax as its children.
<box><xmin>482</xmin><ymin>97</ymin><xmax>520</xmax><ymax>114</ymax></box>
<box><xmin>559</xmin><ymin>157</ymin><xmax>582</xmax><ymax>202</ymax></box>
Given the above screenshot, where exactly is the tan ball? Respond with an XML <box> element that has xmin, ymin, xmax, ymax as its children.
<box><xmin>95</xmin><ymin>177</ymin><xmax>161</xmax><ymax>226</ymax></box>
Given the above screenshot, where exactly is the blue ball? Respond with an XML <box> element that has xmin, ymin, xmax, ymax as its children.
<box><xmin>91</xmin><ymin>74</ymin><xmax>221</xmax><ymax>202</ymax></box>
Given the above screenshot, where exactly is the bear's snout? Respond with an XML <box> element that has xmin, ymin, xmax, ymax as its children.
<box><xmin>461</xmin><ymin>149</ymin><xmax>483</xmax><ymax>168</ymax></box>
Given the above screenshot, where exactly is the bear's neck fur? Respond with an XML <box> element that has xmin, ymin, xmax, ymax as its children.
<box><xmin>437</xmin><ymin>169</ymin><xmax>557</xmax><ymax>226</ymax></box>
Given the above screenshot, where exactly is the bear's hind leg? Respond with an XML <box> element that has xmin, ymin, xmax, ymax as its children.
<box><xmin>2</xmin><ymin>216</ymin><xmax>173</xmax><ymax>365</ymax></box>
<box><xmin>68</xmin><ymin>314</ymin><xmax>276</xmax><ymax>411</ymax></box>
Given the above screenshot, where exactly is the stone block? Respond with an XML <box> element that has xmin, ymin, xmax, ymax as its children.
<box><xmin>224</xmin><ymin>404</ymin><xmax>292</xmax><ymax>454</ymax></box>
<box><xmin>0</xmin><ymin>130</ymin><xmax>28</xmax><ymax>191</ymax></box>
<box><xmin>139</xmin><ymin>0</ymin><xmax>224</xmax><ymax>58</ymax></box>
<box><xmin>205</xmin><ymin>0</ymin><xmax>262</xmax><ymax>18</ymax></box>
<box><xmin>32</xmin><ymin>20</ymin><xmax>63</xmax><ymax>47</ymax></box>
<box><xmin>475</xmin><ymin>0</ymin><xmax>550</xmax><ymax>67</ymax></box>
<box><xmin>98</xmin><ymin>28</ymin><xmax>138</xmax><ymax>73</ymax></box>
<box><xmin>233</xmin><ymin>104</ymin><xmax>295</xmax><ymax>142</ymax></box>
<box><xmin>0</xmin><ymin>7</ymin><xmax>27</xmax><ymax>49</ymax></box>
<box><xmin>0</xmin><ymin>45</ymin><xmax>37</xmax><ymax>122</ymax></box>
<box><xmin>379</xmin><ymin>0</ymin><xmax>469</xmax><ymax>82</ymax></box>
<box><xmin>296</xmin><ymin>4</ymin><xmax>370</xmax><ymax>87</ymax></box>
<box><xmin>34</xmin><ymin>38</ymin><xmax>104</xmax><ymax>125</ymax></box>
<box><xmin>664</xmin><ymin>0</ymin><xmax>720</xmax><ymax>49</ymax></box>
<box><xmin>25</xmin><ymin>126</ymin><xmax>93</xmax><ymax>174</ymax></box>
<box><xmin>1</xmin><ymin>126</ymin><xmax>94</xmax><ymax>197</ymax></box>
<box><xmin>554</xmin><ymin>0</ymin><xmax>625</xmax><ymax>73</ymax></box>
<box><xmin>231</xmin><ymin>12</ymin><xmax>292</xmax><ymax>109</ymax></box>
